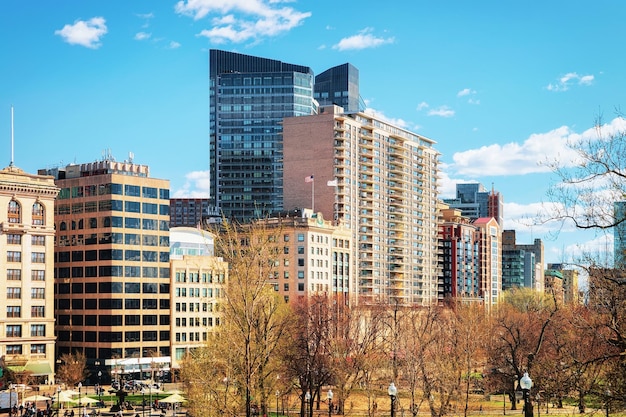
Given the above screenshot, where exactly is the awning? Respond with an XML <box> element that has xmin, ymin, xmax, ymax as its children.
<box><xmin>7</xmin><ymin>365</ymin><xmax>26</xmax><ymax>372</ymax></box>
<box><xmin>24</xmin><ymin>362</ymin><xmax>53</xmax><ymax>375</ymax></box>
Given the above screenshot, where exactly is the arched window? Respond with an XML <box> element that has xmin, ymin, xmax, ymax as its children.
<box><xmin>59</xmin><ymin>221</ymin><xmax>67</xmax><ymax>231</ymax></box>
<box><xmin>8</xmin><ymin>200</ymin><xmax>21</xmax><ymax>223</ymax></box>
<box><xmin>32</xmin><ymin>202</ymin><xmax>44</xmax><ymax>225</ymax></box>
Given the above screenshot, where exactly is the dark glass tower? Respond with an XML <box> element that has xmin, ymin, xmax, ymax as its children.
<box><xmin>314</xmin><ymin>63</ymin><xmax>363</xmax><ymax>113</ymax></box>
<box><xmin>209</xmin><ymin>50</ymin><xmax>316</xmax><ymax>222</ymax></box>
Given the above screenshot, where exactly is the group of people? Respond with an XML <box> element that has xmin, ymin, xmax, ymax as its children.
<box><xmin>10</xmin><ymin>401</ymin><xmax>49</xmax><ymax>417</ymax></box>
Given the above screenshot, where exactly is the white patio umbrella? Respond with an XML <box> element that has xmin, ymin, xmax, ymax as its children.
<box><xmin>23</xmin><ymin>395</ymin><xmax>52</xmax><ymax>402</ymax></box>
<box><xmin>74</xmin><ymin>397</ymin><xmax>99</xmax><ymax>405</ymax></box>
<box><xmin>158</xmin><ymin>393</ymin><xmax>186</xmax><ymax>403</ymax></box>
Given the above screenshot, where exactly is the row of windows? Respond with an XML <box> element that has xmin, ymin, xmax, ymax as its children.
<box><xmin>174</xmin><ymin>317</ymin><xmax>216</xmax><ymax>327</ymax></box>
<box><xmin>7</xmin><ymin>252</ymin><xmax>45</xmax><ymax>263</ymax></box>
<box><xmin>7</xmin><ymin>200</ymin><xmax>46</xmax><ymax>225</ymax></box>
<box><xmin>6</xmin><ymin>306</ymin><xmax>45</xmax><ymax>318</ymax></box>
<box><xmin>7</xmin><ymin>270</ymin><xmax>45</xmax><ymax>280</ymax></box>
<box><xmin>58</xmin><ymin>184</ymin><xmax>169</xmax><ymax>200</ymax></box>
<box><xmin>57</xmin><ymin>282</ymin><xmax>169</xmax><ymax>294</ymax></box>
<box><xmin>6</xmin><ymin>344</ymin><xmax>47</xmax><ymax>355</ymax></box>
<box><xmin>57</xmin><ymin>201</ymin><xmax>170</xmax><ymax>216</ymax></box>
<box><xmin>5</xmin><ymin>324</ymin><xmax>46</xmax><ymax>337</ymax></box>
<box><xmin>7</xmin><ymin>288</ymin><xmax>45</xmax><ymax>299</ymax></box>
<box><xmin>174</xmin><ymin>287</ymin><xmax>222</xmax><ymax>299</ymax></box>
<box><xmin>57</xmin><ymin>249</ymin><xmax>169</xmax><ymax>263</ymax></box>
<box><xmin>57</xmin><ymin>314</ymin><xmax>170</xmax><ymax>326</ymax></box>
<box><xmin>57</xmin><ymin>330</ymin><xmax>170</xmax><ymax>343</ymax></box>
<box><xmin>174</xmin><ymin>272</ymin><xmax>225</xmax><ymax>283</ymax></box>
<box><xmin>56</xmin><ymin>265</ymin><xmax>170</xmax><ymax>279</ymax></box>
<box><xmin>56</xmin><ymin>298</ymin><xmax>170</xmax><ymax>310</ymax></box>
<box><xmin>57</xmin><ymin>232</ymin><xmax>170</xmax><ymax>247</ymax></box>
<box><xmin>174</xmin><ymin>332</ymin><xmax>210</xmax><ymax>343</ymax></box>
<box><xmin>6</xmin><ymin>234</ymin><xmax>46</xmax><ymax>245</ymax></box>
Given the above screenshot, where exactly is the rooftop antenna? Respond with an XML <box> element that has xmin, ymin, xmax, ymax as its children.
<box><xmin>10</xmin><ymin>105</ymin><xmax>14</xmax><ymax>167</ymax></box>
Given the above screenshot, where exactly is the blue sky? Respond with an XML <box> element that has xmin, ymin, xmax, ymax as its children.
<box><xmin>2</xmin><ymin>0</ymin><xmax>625</xmax><ymax>267</ymax></box>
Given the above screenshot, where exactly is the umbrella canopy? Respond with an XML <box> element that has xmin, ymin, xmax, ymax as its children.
<box><xmin>74</xmin><ymin>397</ymin><xmax>99</xmax><ymax>405</ymax></box>
<box><xmin>60</xmin><ymin>390</ymin><xmax>80</xmax><ymax>396</ymax></box>
<box><xmin>23</xmin><ymin>395</ymin><xmax>52</xmax><ymax>402</ymax></box>
<box><xmin>158</xmin><ymin>393</ymin><xmax>186</xmax><ymax>403</ymax></box>
<box><xmin>56</xmin><ymin>393</ymin><xmax>76</xmax><ymax>403</ymax></box>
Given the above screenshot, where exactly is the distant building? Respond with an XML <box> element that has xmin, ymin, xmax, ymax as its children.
<box><xmin>170</xmin><ymin>198</ymin><xmax>210</xmax><ymax>228</ymax></box>
<box><xmin>255</xmin><ymin>209</ymin><xmax>353</xmax><ymax>305</ymax></box>
<box><xmin>283</xmin><ymin>105</ymin><xmax>440</xmax><ymax>306</ymax></box>
<box><xmin>545</xmin><ymin>264</ymin><xmax>565</xmax><ymax>304</ymax></box>
<box><xmin>444</xmin><ymin>183</ymin><xmax>504</xmax><ymax>227</ymax></box>
<box><xmin>502</xmin><ymin>230</ymin><xmax>543</xmax><ymax>291</ymax></box>
<box><xmin>314</xmin><ymin>63</ymin><xmax>364</xmax><ymax>113</ymax></box>
<box><xmin>209</xmin><ymin>49</ymin><xmax>317</xmax><ymax>222</ymax></box>
<box><xmin>614</xmin><ymin>201</ymin><xmax>626</xmax><ymax>267</ymax></box>
<box><xmin>546</xmin><ymin>263</ymin><xmax>580</xmax><ymax>304</ymax></box>
<box><xmin>40</xmin><ymin>156</ymin><xmax>172</xmax><ymax>380</ymax></box>
<box><xmin>169</xmin><ymin>227</ymin><xmax>227</xmax><ymax>372</ymax></box>
<box><xmin>438</xmin><ymin>207</ymin><xmax>482</xmax><ymax>303</ymax></box>
<box><xmin>0</xmin><ymin>164</ymin><xmax>58</xmax><ymax>384</ymax></box>
<box><xmin>473</xmin><ymin>217</ymin><xmax>502</xmax><ymax>309</ymax></box>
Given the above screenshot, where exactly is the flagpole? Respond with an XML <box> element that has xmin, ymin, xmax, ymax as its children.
<box><xmin>312</xmin><ymin>178</ymin><xmax>315</xmax><ymax>213</ymax></box>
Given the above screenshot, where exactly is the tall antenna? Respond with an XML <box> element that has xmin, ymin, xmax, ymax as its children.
<box><xmin>10</xmin><ymin>105</ymin><xmax>14</xmax><ymax>167</ymax></box>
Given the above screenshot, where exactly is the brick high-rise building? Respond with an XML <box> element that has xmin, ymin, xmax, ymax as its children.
<box><xmin>283</xmin><ymin>105</ymin><xmax>440</xmax><ymax>306</ymax></box>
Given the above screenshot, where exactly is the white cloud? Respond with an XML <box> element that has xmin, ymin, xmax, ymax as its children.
<box><xmin>175</xmin><ymin>0</ymin><xmax>311</xmax><ymax>44</ymax></box>
<box><xmin>55</xmin><ymin>17</ymin><xmax>108</xmax><ymax>49</ymax></box>
<box><xmin>172</xmin><ymin>170</ymin><xmax>211</xmax><ymax>198</ymax></box>
<box><xmin>457</xmin><ymin>88</ymin><xmax>473</xmax><ymax>97</ymax></box>
<box><xmin>168</xmin><ymin>41</ymin><xmax>182</xmax><ymax>49</ymax></box>
<box><xmin>416</xmin><ymin>102</ymin><xmax>429</xmax><ymax>111</ymax></box>
<box><xmin>451</xmin><ymin>116</ymin><xmax>626</xmax><ymax>178</ymax></box>
<box><xmin>333</xmin><ymin>28</ymin><xmax>394</xmax><ymax>51</ymax></box>
<box><xmin>364</xmin><ymin>108</ymin><xmax>409</xmax><ymax>129</ymax></box>
<box><xmin>428</xmin><ymin>106</ymin><xmax>454</xmax><ymax>117</ymax></box>
<box><xmin>546</xmin><ymin>72</ymin><xmax>595</xmax><ymax>91</ymax></box>
<box><xmin>134</xmin><ymin>32</ymin><xmax>152</xmax><ymax>40</ymax></box>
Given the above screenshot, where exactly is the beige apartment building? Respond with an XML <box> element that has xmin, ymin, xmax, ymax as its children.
<box><xmin>283</xmin><ymin>105</ymin><xmax>440</xmax><ymax>306</ymax></box>
<box><xmin>257</xmin><ymin>209</ymin><xmax>353</xmax><ymax>304</ymax></box>
<box><xmin>0</xmin><ymin>164</ymin><xmax>58</xmax><ymax>384</ymax></box>
<box><xmin>473</xmin><ymin>217</ymin><xmax>502</xmax><ymax>309</ymax></box>
<box><xmin>39</xmin><ymin>156</ymin><xmax>171</xmax><ymax>381</ymax></box>
<box><xmin>169</xmin><ymin>227</ymin><xmax>227</xmax><ymax>372</ymax></box>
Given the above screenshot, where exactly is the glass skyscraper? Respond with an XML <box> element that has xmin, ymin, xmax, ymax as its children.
<box><xmin>209</xmin><ymin>50</ymin><xmax>317</xmax><ymax>222</ymax></box>
<box><xmin>314</xmin><ymin>63</ymin><xmax>364</xmax><ymax>113</ymax></box>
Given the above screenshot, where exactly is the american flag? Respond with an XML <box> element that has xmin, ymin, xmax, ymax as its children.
<box><xmin>305</xmin><ymin>175</ymin><xmax>314</xmax><ymax>183</ymax></box>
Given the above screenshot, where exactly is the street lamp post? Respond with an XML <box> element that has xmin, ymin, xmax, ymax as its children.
<box><xmin>327</xmin><ymin>389</ymin><xmax>333</xmax><ymax>417</ymax></box>
<box><xmin>57</xmin><ymin>386</ymin><xmax>62</xmax><ymax>414</ymax></box>
<box><xmin>388</xmin><ymin>383</ymin><xmax>397</xmax><ymax>417</ymax></box>
<box><xmin>276</xmin><ymin>391</ymin><xmax>280</xmax><ymax>416</ymax></box>
<box><xmin>77</xmin><ymin>382</ymin><xmax>82</xmax><ymax>417</ymax></box>
<box><xmin>520</xmin><ymin>373</ymin><xmax>533</xmax><ymax>417</ymax></box>
<box><xmin>605</xmin><ymin>389</ymin><xmax>611</xmax><ymax>417</ymax></box>
<box><xmin>10</xmin><ymin>383</ymin><xmax>16</xmax><ymax>417</ymax></box>
<box><xmin>305</xmin><ymin>392</ymin><xmax>311</xmax><ymax>417</ymax></box>
<box><xmin>98</xmin><ymin>371</ymin><xmax>102</xmax><ymax>403</ymax></box>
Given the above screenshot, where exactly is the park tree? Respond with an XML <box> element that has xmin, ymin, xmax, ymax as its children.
<box><xmin>56</xmin><ymin>352</ymin><xmax>89</xmax><ymax>388</ymax></box>
<box><xmin>485</xmin><ymin>288</ymin><xmax>558</xmax><ymax>411</ymax></box>
<box><xmin>182</xmin><ymin>220</ymin><xmax>291</xmax><ymax>417</ymax></box>
<box><xmin>279</xmin><ymin>295</ymin><xmax>334</xmax><ymax>417</ymax></box>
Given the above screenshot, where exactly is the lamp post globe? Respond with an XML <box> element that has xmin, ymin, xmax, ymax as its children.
<box><xmin>519</xmin><ymin>373</ymin><xmax>533</xmax><ymax>417</ymax></box>
<box><xmin>77</xmin><ymin>382</ymin><xmax>83</xmax><ymax>417</ymax></box>
<box><xmin>388</xmin><ymin>383</ymin><xmax>398</xmax><ymax>417</ymax></box>
<box><xmin>305</xmin><ymin>391</ymin><xmax>311</xmax><ymax>417</ymax></box>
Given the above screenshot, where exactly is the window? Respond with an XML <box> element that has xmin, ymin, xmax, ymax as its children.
<box><xmin>7</xmin><ymin>306</ymin><xmax>21</xmax><ymax>317</ymax></box>
<box><xmin>7</xmin><ymin>251</ymin><xmax>21</xmax><ymax>262</ymax></box>
<box><xmin>7</xmin><ymin>269</ymin><xmax>21</xmax><ymax>280</ymax></box>
<box><xmin>32</xmin><ymin>202</ymin><xmax>44</xmax><ymax>225</ymax></box>
<box><xmin>31</xmin><ymin>344</ymin><xmax>46</xmax><ymax>354</ymax></box>
<box><xmin>31</xmin><ymin>325</ymin><xmax>45</xmax><ymax>337</ymax></box>
<box><xmin>7</xmin><ymin>234</ymin><xmax>21</xmax><ymax>244</ymax></box>
<box><xmin>6</xmin><ymin>325</ymin><xmax>22</xmax><ymax>337</ymax></box>
<box><xmin>6</xmin><ymin>345</ymin><xmax>22</xmax><ymax>354</ymax></box>
<box><xmin>297</xmin><ymin>233</ymin><xmax>304</xmax><ymax>242</ymax></box>
<box><xmin>7</xmin><ymin>288</ymin><xmax>21</xmax><ymax>299</ymax></box>
<box><xmin>8</xmin><ymin>200</ymin><xmax>20</xmax><ymax>223</ymax></box>
<box><xmin>31</xmin><ymin>253</ymin><xmax>45</xmax><ymax>263</ymax></box>
<box><xmin>32</xmin><ymin>288</ymin><xmax>45</xmax><ymax>299</ymax></box>
<box><xmin>31</xmin><ymin>306</ymin><xmax>45</xmax><ymax>317</ymax></box>
<box><xmin>31</xmin><ymin>235</ymin><xmax>45</xmax><ymax>245</ymax></box>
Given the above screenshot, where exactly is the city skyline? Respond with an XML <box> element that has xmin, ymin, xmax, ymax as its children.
<box><xmin>2</xmin><ymin>1</ymin><xmax>626</xmax><ymax>269</ymax></box>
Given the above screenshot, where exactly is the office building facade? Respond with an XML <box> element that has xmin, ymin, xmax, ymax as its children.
<box><xmin>314</xmin><ymin>63</ymin><xmax>363</xmax><ymax>113</ymax></box>
<box><xmin>282</xmin><ymin>105</ymin><xmax>440</xmax><ymax>306</ymax></box>
<box><xmin>209</xmin><ymin>49</ymin><xmax>317</xmax><ymax>222</ymax></box>
<box><xmin>0</xmin><ymin>165</ymin><xmax>58</xmax><ymax>383</ymax></box>
<box><xmin>170</xmin><ymin>198</ymin><xmax>211</xmax><ymax>228</ymax></box>
<box><xmin>444</xmin><ymin>183</ymin><xmax>504</xmax><ymax>227</ymax></box>
<box><xmin>40</xmin><ymin>157</ymin><xmax>171</xmax><ymax>378</ymax></box>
